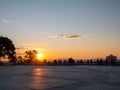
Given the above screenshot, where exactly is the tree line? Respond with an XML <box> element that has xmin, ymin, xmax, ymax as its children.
<box><xmin>0</xmin><ymin>36</ymin><xmax>119</xmax><ymax>66</ymax></box>
<box><xmin>0</xmin><ymin>36</ymin><xmax>39</xmax><ymax>64</ymax></box>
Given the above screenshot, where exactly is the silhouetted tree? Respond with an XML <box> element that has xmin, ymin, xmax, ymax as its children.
<box><xmin>17</xmin><ymin>56</ymin><xmax>23</xmax><ymax>61</ymax></box>
<box><xmin>47</xmin><ymin>61</ymin><xmax>52</xmax><ymax>64</ymax></box>
<box><xmin>0</xmin><ymin>36</ymin><xmax>16</xmax><ymax>63</ymax></box>
<box><xmin>63</xmin><ymin>60</ymin><xmax>67</xmax><ymax>64</ymax></box>
<box><xmin>105</xmin><ymin>59</ymin><xmax>108</xmax><ymax>65</ymax></box>
<box><xmin>53</xmin><ymin>59</ymin><xmax>58</xmax><ymax>64</ymax></box>
<box><xmin>100</xmin><ymin>59</ymin><xmax>103</xmax><ymax>65</ymax></box>
<box><xmin>68</xmin><ymin>58</ymin><xmax>75</xmax><ymax>64</ymax></box>
<box><xmin>43</xmin><ymin>59</ymin><xmax>46</xmax><ymax>64</ymax></box>
<box><xmin>58</xmin><ymin>60</ymin><xmax>62</xmax><ymax>64</ymax></box>
<box><xmin>0</xmin><ymin>61</ymin><xmax>4</xmax><ymax>65</ymax></box>
<box><xmin>80</xmin><ymin>60</ymin><xmax>83</xmax><ymax>64</ymax></box>
<box><xmin>111</xmin><ymin>60</ymin><xmax>115</xmax><ymax>65</ymax></box>
<box><xmin>97</xmin><ymin>59</ymin><xmax>100</xmax><ymax>65</ymax></box>
<box><xmin>25</xmin><ymin>50</ymin><xmax>38</xmax><ymax>63</ymax></box>
<box><xmin>90</xmin><ymin>59</ymin><xmax>93</xmax><ymax>65</ymax></box>
<box><xmin>87</xmin><ymin>59</ymin><xmax>90</xmax><ymax>64</ymax></box>
<box><xmin>17</xmin><ymin>56</ymin><xmax>23</xmax><ymax>64</ymax></box>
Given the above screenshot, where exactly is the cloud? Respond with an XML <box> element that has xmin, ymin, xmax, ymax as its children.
<box><xmin>16</xmin><ymin>43</ymin><xmax>40</xmax><ymax>51</ymax></box>
<box><xmin>16</xmin><ymin>47</ymin><xmax>26</xmax><ymax>50</ymax></box>
<box><xmin>64</xmin><ymin>34</ymin><xmax>82</xmax><ymax>39</ymax></box>
<box><xmin>50</xmin><ymin>34</ymin><xmax>87</xmax><ymax>40</ymax></box>
<box><xmin>1</xmin><ymin>19</ymin><xmax>21</xmax><ymax>24</ymax></box>
<box><xmin>2</xmin><ymin>19</ymin><xmax>11</xmax><ymax>24</ymax></box>
<box><xmin>50</xmin><ymin>35</ymin><xmax>62</xmax><ymax>39</ymax></box>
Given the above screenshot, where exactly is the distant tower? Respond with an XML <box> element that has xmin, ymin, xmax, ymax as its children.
<box><xmin>106</xmin><ymin>54</ymin><xmax>117</xmax><ymax>62</ymax></box>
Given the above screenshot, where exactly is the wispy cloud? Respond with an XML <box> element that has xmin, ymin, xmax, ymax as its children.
<box><xmin>2</xmin><ymin>19</ymin><xmax>11</xmax><ymax>24</ymax></box>
<box><xmin>16</xmin><ymin>43</ymin><xmax>41</xmax><ymax>51</ymax></box>
<box><xmin>16</xmin><ymin>47</ymin><xmax>26</xmax><ymax>50</ymax></box>
<box><xmin>16</xmin><ymin>43</ymin><xmax>37</xmax><ymax>51</ymax></box>
<box><xmin>50</xmin><ymin>34</ymin><xmax>88</xmax><ymax>40</ymax></box>
<box><xmin>1</xmin><ymin>19</ymin><xmax>21</xmax><ymax>24</ymax></box>
<box><xmin>64</xmin><ymin>34</ymin><xmax>82</xmax><ymax>39</ymax></box>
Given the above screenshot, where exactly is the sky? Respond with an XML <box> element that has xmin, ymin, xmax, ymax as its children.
<box><xmin>0</xmin><ymin>0</ymin><xmax>120</xmax><ymax>60</ymax></box>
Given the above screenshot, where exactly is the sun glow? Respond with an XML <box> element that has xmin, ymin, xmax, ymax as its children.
<box><xmin>37</xmin><ymin>53</ymin><xmax>42</xmax><ymax>60</ymax></box>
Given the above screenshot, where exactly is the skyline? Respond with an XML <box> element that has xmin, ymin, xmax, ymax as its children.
<box><xmin>0</xmin><ymin>0</ymin><xmax>120</xmax><ymax>59</ymax></box>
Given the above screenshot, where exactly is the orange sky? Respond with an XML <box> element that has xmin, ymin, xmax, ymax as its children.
<box><xmin>1</xmin><ymin>0</ymin><xmax>120</xmax><ymax>60</ymax></box>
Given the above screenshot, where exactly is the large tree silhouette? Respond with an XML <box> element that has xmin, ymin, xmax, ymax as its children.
<box><xmin>25</xmin><ymin>50</ymin><xmax>38</xmax><ymax>63</ymax></box>
<box><xmin>0</xmin><ymin>36</ymin><xmax>16</xmax><ymax>63</ymax></box>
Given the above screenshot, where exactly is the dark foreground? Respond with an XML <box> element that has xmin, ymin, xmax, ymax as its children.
<box><xmin>0</xmin><ymin>66</ymin><xmax>120</xmax><ymax>90</ymax></box>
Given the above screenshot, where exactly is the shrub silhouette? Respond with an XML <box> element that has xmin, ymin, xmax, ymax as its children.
<box><xmin>68</xmin><ymin>58</ymin><xmax>75</xmax><ymax>64</ymax></box>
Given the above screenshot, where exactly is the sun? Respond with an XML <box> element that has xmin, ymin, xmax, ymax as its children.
<box><xmin>37</xmin><ymin>53</ymin><xmax>42</xmax><ymax>60</ymax></box>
